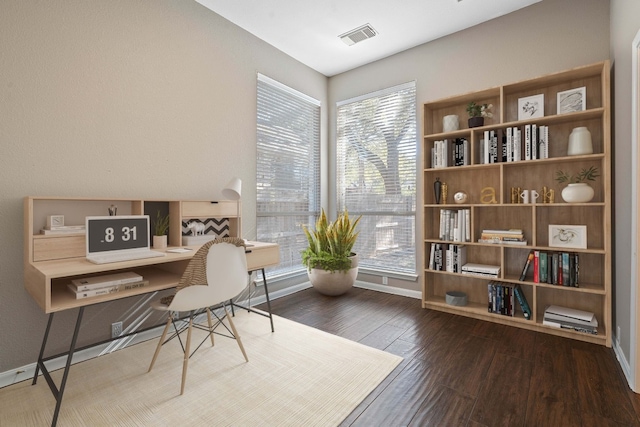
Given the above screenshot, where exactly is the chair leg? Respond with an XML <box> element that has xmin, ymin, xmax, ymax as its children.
<box><xmin>180</xmin><ymin>315</ymin><xmax>193</xmax><ymax>395</ymax></box>
<box><xmin>148</xmin><ymin>316</ymin><xmax>172</xmax><ymax>372</ymax></box>
<box><xmin>223</xmin><ymin>306</ymin><xmax>248</xmax><ymax>362</ymax></box>
<box><xmin>206</xmin><ymin>308</ymin><xmax>215</xmax><ymax>346</ymax></box>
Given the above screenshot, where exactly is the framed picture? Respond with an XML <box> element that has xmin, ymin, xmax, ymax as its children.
<box><xmin>518</xmin><ymin>94</ymin><xmax>544</xmax><ymax>120</ymax></box>
<box><xmin>548</xmin><ymin>224</ymin><xmax>587</xmax><ymax>249</ymax></box>
<box><xmin>557</xmin><ymin>86</ymin><xmax>586</xmax><ymax>114</ymax></box>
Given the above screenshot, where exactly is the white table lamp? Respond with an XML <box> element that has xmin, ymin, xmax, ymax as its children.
<box><xmin>222</xmin><ymin>177</ymin><xmax>242</xmax><ymax>238</ymax></box>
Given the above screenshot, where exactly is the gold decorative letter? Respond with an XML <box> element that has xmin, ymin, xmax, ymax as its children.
<box><xmin>481</xmin><ymin>187</ymin><xmax>497</xmax><ymax>204</ymax></box>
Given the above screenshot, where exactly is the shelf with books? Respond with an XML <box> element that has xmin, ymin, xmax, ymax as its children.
<box><xmin>421</xmin><ymin>60</ymin><xmax>611</xmax><ymax>346</ymax></box>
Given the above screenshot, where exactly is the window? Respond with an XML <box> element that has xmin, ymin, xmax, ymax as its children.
<box><xmin>256</xmin><ymin>74</ymin><xmax>321</xmax><ymax>278</ymax></box>
<box><xmin>337</xmin><ymin>82</ymin><xmax>417</xmax><ymax>275</ymax></box>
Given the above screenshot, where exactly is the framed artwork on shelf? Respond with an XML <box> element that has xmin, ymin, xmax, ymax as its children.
<box><xmin>518</xmin><ymin>94</ymin><xmax>544</xmax><ymax>120</ymax></box>
<box><xmin>557</xmin><ymin>86</ymin><xmax>586</xmax><ymax>114</ymax></box>
<box><xmin>548</xmin><ymin>224</ymin><xmax>587</xmax><ymax>249</ymax></box>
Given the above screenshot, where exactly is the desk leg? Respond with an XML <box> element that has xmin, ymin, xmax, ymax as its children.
<box><xmin>51</xmin><ymin>307</ymin><xmax>84</xmax><ymax>426</ymax></box>
<box><xmin>260</xmin><ymin>268</ymin><xmax>274</xmax><ymax>333</ymax></box>
<box><xmin>32</xmin><ymin>313</ymin><xmax>55</xmax><ymax>385</ymax></box>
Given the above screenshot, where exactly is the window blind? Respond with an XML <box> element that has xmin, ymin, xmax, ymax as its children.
<box><xmin>256</xmin><ymin>74</ymin><xmax>321</xmax><ymax>278</ymax></box>
<box><xmin>336</xmin><ymin>81</ymin><xmax>417</xmax><ymax>275</ymax></box>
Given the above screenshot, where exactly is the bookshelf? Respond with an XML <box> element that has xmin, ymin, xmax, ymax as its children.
<box><xmin>422</xmin><ymin>61</ymin><xmax>611</xmax><ymax>346</ymax></box>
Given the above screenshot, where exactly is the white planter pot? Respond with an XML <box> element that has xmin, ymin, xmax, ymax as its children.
<box><xmin>561</xmin><ymin>183</ymin><xmax>594</xmax><ymax>203</ymax></box>
<box><xmin>153</xmin><ymin>235</ymin><xmax>167</xmax><ymax>249</ymax></box>
<box><xmin>442</xmin><ymin>115</ymin><xmax>459</xmax><ymax>132</ymax></box>
<box><xmin>307</xmin><ymin>254</ymin><xmax>358</xmax><ymax>296</ymax></box>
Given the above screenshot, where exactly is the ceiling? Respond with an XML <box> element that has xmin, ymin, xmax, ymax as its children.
<box><xmin>195</xmin><ymin>0</ymin><xmax>541</xmax><ymax>77</ymax></box>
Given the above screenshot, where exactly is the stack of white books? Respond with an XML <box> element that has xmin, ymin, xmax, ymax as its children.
<box><xmin>68</xmin><ymin>272</ymin><xmax>147</xmax><ymax>299</ymax></box>
<box><xmin>41</xmin><ymin>225</ymin><xmax>86</xmax><ymax>235</ymax></box>
<box><xmin>543</xmin><ymin>305</ymin><xmax>598</xmax><ymax>335</ymax></box>
<box><xmin>461</xmin><ymin>263</ymin><xmax>500</xmax><ymax>278</ymax></box>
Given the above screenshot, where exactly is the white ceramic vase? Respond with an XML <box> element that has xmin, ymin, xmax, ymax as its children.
<box><xmin>442</xmin><ymin>115</ymin><xmax>459</xmax><ymax>132</ymax></box>
<box><xmin>567</xmin><ymin>127</ymin><xmax>593</xmax><ymax>155</ymax></box>
<box><xmin>561</xmin><ymin>183</ymin><xmax>594</xmax><ymax>203</ymax></box>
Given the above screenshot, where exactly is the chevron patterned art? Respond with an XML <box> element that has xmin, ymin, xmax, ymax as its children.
<box><xmin>181</xmin><ymin>218</ymin><xmax>230</xmax><ymax>238</ymax></box>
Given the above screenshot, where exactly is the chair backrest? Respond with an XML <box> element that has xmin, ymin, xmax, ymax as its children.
<box><xmin>168</xmin><ymin>241</ymin><xmax>248</xmax><ymax>312</ymax></box>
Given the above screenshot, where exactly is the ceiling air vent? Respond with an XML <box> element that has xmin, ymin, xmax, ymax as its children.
<box><xmin>339</xmin><ymin>24</ymin><xmax>377</xmax><ymax>46</ymax></box>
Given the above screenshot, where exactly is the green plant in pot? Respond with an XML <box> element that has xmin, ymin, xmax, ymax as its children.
<box><xmin>555</xmin><ymin>165</ymin><xmax>599</xmax><ymax>203</ymax></box>
<box><xmin>466</xmin><ymin>101</ymin><xmax>493</xmax><ymax>128</ymax></box>
<box><xmin>153</xmin><ymin>211</ymin><xmax>170</xmax><ymax>248</ymax></box>
<box><xmin>302</xmin><ymin>209</ymin><xmax>362</xmax><ymax>296</ymax></box>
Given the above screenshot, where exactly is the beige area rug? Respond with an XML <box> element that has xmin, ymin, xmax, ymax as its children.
<box><xmin>0</xmin><ymin>310</ymin><xmax>402</xmax><ymax>426</ymax></box>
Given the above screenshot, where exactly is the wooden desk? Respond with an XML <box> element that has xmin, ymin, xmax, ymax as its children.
<box><xmin>24</xmin><ymin>196</ymin><xmax>279</xmax><ymax>426</ymax></box>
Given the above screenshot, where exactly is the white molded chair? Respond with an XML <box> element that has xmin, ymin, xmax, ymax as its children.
<box><xmin>147</xmin><ymin>239</ymin><xmax>249</xmax><ymax>395</ymax></box>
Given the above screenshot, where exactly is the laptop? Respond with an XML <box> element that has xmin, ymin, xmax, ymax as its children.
<box><xmin>85</xmin><ymin>215</ymin><xmax>165</xmax><ymax>264</ymax></box>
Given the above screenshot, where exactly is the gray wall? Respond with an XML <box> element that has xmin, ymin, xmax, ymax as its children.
<box><xmin>0</xmin><ymin>0</ymin><xmax>327</xmax><ymax>372</ymax></box>
<box><xmin>329</xmin><ymin>0</ymin><xmax>611</xmax><ymax>294</ymax></box>
<box><xmin>610</xmin><ymin>0</ymin><xmax>640</xmax><ymax>387</ymax></box>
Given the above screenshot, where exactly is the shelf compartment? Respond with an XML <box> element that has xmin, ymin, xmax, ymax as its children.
<box><xmin>536</xmin><ymin>286</ymin><xmax>606</xmax><ymax>335</ymax></box>
<box><xmin>473</xmin><ymin>205</ymin><xmax>532</xmax><ymax>243</ymax></box>
<box><xmin>423</xmin><ymin>88</ymin><xmax>500</xmax><ymax>135</ymax></box>
<box><xmin>424</xmin><ymin>167</ymin><xmax>499</xmax><ymax>205</ymax></box>
<box><xmin>536</xmin><ymin>205</ymin><xmax>604</xmax><ymax>249</ymax></box>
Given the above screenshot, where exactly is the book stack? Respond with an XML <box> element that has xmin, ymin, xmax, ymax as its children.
<box><xmin>478</xmin><ymin>228</ymin><xmax>526</xmax><ymax>245</ymax></box>
<box><xmin>487</xmin><ymin>282</ymin><xmax>532</xmax><ymax>320</ymax></box>
<box><xmin>461</xmin><ymin>263</ymin><xmax>500</xmax><ymax>278</ymax></box>
<box><xmin>519</xmin><ymin>250</ymin><xmax>580</xmax><ymax>286</ymax></box>
<box><xmin>543</xmin><ymin>305</ymin><xmax>598</xmax><ymax>335</ymax></box>
<box><xmin>504</xmin><ymin>124</ymin><xmax>549</xmax><ymax>162</ymax></box>
<box><xmin>67</xmin><ymin>272</ymin><xmax>148</xmax><ymax>299</ymax></box>
<box><xmin>41</xmin><ymin>225</ymin><xmax>86</xmax><ymax>235</ymax></box>
<box><xmin>438</xmin><ymin>209</ymin><xmax>471</xmax><ymax>242</ymax></box>
<box><xmin>432</xmin><ymin>138</ymin><xmax>470</xmax><ymax>168</ymax></box>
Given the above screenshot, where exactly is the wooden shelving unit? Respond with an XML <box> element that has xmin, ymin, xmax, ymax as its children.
<box><xmin>421</xmin><ymin>61</ymin><xmax>611</xmax><ymax>346</ymax></box>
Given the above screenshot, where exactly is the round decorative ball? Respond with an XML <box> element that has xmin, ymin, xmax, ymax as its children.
<box><xmin>453</xmin><ymin>191</ymin><xmax>468</xmax><ymax>204</ymax></box>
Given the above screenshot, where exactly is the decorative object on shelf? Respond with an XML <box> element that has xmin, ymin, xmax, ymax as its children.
<box><xmin>187</xmin><ymin>220</ymin><xmax>205</xmax><ymax>236</ymax></box>
<box><xmin>549</xmin><ymin>224</ymin><xmax>587</xmax><ymax>249</ymax></box>
<box><xmin>517</xmin><ymin>94</ymin><xmax>544</xmax><ymax>120</ymax></box>
<box><xmin>453</xmin><ymin>191</ymin><xmax>468</xmax><ymax>204</ymax></box>
<box><xmin>108</xmin><ymin>205</ymin><xmax>117</xmax><ymax>216</ymax></box>
<box><xmin>466</xmin><ymin>102</ymin><xmax>493</xmax><ymax>128</ymax></box>
<box><xmin>434</xmin><ymin>177</ymin><xmax>442</xmax><ymax>204</ymax></box>
<box><xmin>530</xmin><ymin>189</ymin><xmax>540</xmax><ymax>204</ymax></box>
<box><xmin>442</xmin><ymin>114</ymin><xmax>459</xmax><ymax>132</ymax></box>
<box><xmin>153</xmin><ymin>211</ymin><xmax>170</xmax><ymax>249</ymax></box>
<box><xmin>480</xmin><ymin>187</ymin><xmax>497</xmax><ymax>204</ymax></box>
<box><xmin>445</xmin><ymin>291</ymin><xmax>467</xmax><ymax>306</ymax></box>
<box><xmin>222</xmin><ymin>177</ymin><xmax>242</xmax><ymax>238</ymax></box>
<box><xmin>567</xmin><ymin>126</ymin><xmax>593</xmax><ymax>155</ymax></box>
<box><xmin>520</xmin><ymin>189</ymin><xmax>530</xmax><ymax>204</ymax></box>
<box><xmin>555</xmin><ymin>166</ymin><xmax>599</xmax><ymax>203</ymax></box>
<box><xmin>46</xmin><ymin>215</ymin><xmax>64</xmax><ymax>228</ymax></box>
<box><xmin>302</xmin><ymin>209</ymin><xmax>361</xmax><ymax>296</ymax></box>
<box><xmin>519</xmin><ymin>189</ymin><xmax>540</xmax><ymax>204</ymax></box>
<box><xmin>511</xmin><ymin>187</ymin><xmax>522</xmax><ymax>204</ymax></box>
<box><xmin>557</xmin><ymin>86</ymin><xmax>586</xmax><ymax>114</ymax></box>
<box><xmin>441</xmin><ymin>182</ymin><xmax>448</xmax><ymax>204</ymax></box>
<box><xmin>542</xmin><ymin>186</ymin><xmax>555</xmax><ymax>203</ymax></box>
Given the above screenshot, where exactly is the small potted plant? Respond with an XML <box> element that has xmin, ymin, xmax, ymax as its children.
<box><xmin>301</xmin><ymin>209</ymin><xmax>361</xmax><ymax>296</ymax></box>
<box><xmin>555</xmin><ymin>165</ymin><xmax>599</xmax><ymax>203</ymax></box>
<box><xmin>466</xmin><ymin>102</ymin><xmax>493</xmax><ymax>128</ymax></box>
<box><xmin>153</xmin><ymin>211</ymin><xmax>170</xmax><ymax>248</ymax></box>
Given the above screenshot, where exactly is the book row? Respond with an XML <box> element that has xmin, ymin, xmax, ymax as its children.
<box><xmin>487</xmin><ymin>282</ymin><xmax>532</xmax><ymax>320</ymax></box>
<box><xmin>428</xmin><ymin>243</ymin><xmax>467</xmax><ymax>273</ymax></box>
<box><xmin>431</xmin><ymin>138</ymin><xmax>469</xmax><ymax>168</ymax></box>
<box><xmin>519</xmin><ymin>250</ymin><xmax>580</xmax><ymax>286</ymax></box>
<box><xmin>438</xmin><ymin>209</ymin><xmax>471</xmax><ymax>242</ymax></box>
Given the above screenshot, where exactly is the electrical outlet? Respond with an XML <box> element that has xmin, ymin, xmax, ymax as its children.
<box><xmin>111</xmin><ymin>321</ymin><xmax>123</xmax><ymax>338</ymax></box>
<box><xmin>382</xmin><ymin>276</ymin><xmax>388</xmax><ymax>285</ymax></box>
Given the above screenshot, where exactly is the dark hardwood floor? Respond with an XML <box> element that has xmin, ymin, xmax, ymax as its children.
<box><xmin>258</xmin><ymin>287</ymin><xmax>640</xmax><ymax>427</ymax></box>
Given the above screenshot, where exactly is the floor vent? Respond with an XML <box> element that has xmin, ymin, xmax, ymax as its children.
<box><xmin>339</xmin><ymin>24</ymin><xmax>377</xmax><ymax>46</ymax></box>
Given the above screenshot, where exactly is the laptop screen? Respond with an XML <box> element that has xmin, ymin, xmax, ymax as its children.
<box><xmin>86</xmin><ymin>215</ymin><xmax>151</xmax><ymax>255</ymax></box>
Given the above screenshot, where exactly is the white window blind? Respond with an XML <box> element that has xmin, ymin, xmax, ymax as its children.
<box><xmin>256</xmin><ymin>74</ymin><xmax>321</xmax><ymax>278</ymax></box>
<box><xmin>336</xmin><ymin>81</ymin><xmax>417</xmax><ymax>275</ymax></box>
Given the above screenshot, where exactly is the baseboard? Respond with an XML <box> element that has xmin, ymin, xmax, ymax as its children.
<box><xmin>613</xmin><ymin>338</ymin><xmax>634</xmax><ymax>392</ymax></box>
<box><xmin>354</xmin><ymin>280</ymin><xmax>422</xmax><ymax>299</ymax></box>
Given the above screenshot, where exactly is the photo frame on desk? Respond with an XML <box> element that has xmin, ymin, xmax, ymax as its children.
<box><xmin>548</xmin><ymin>224</ymin><xmax>587</xmax><ymax>249</ymax></box>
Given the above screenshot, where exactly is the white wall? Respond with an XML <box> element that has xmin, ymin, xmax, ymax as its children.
<box><xmin>328</xmin><ymin>0</ymin><xmax>610</xmax><ymax>293</ymax></box>
<box><xmin>0</xmin><ymin>0</ymin><xmax>327</xmax><ymax>372</ymax></box>
<box><xmin>610</xmin><ymin>0</ymin><xmax>640</xmax><ymax>388</ymax></box>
